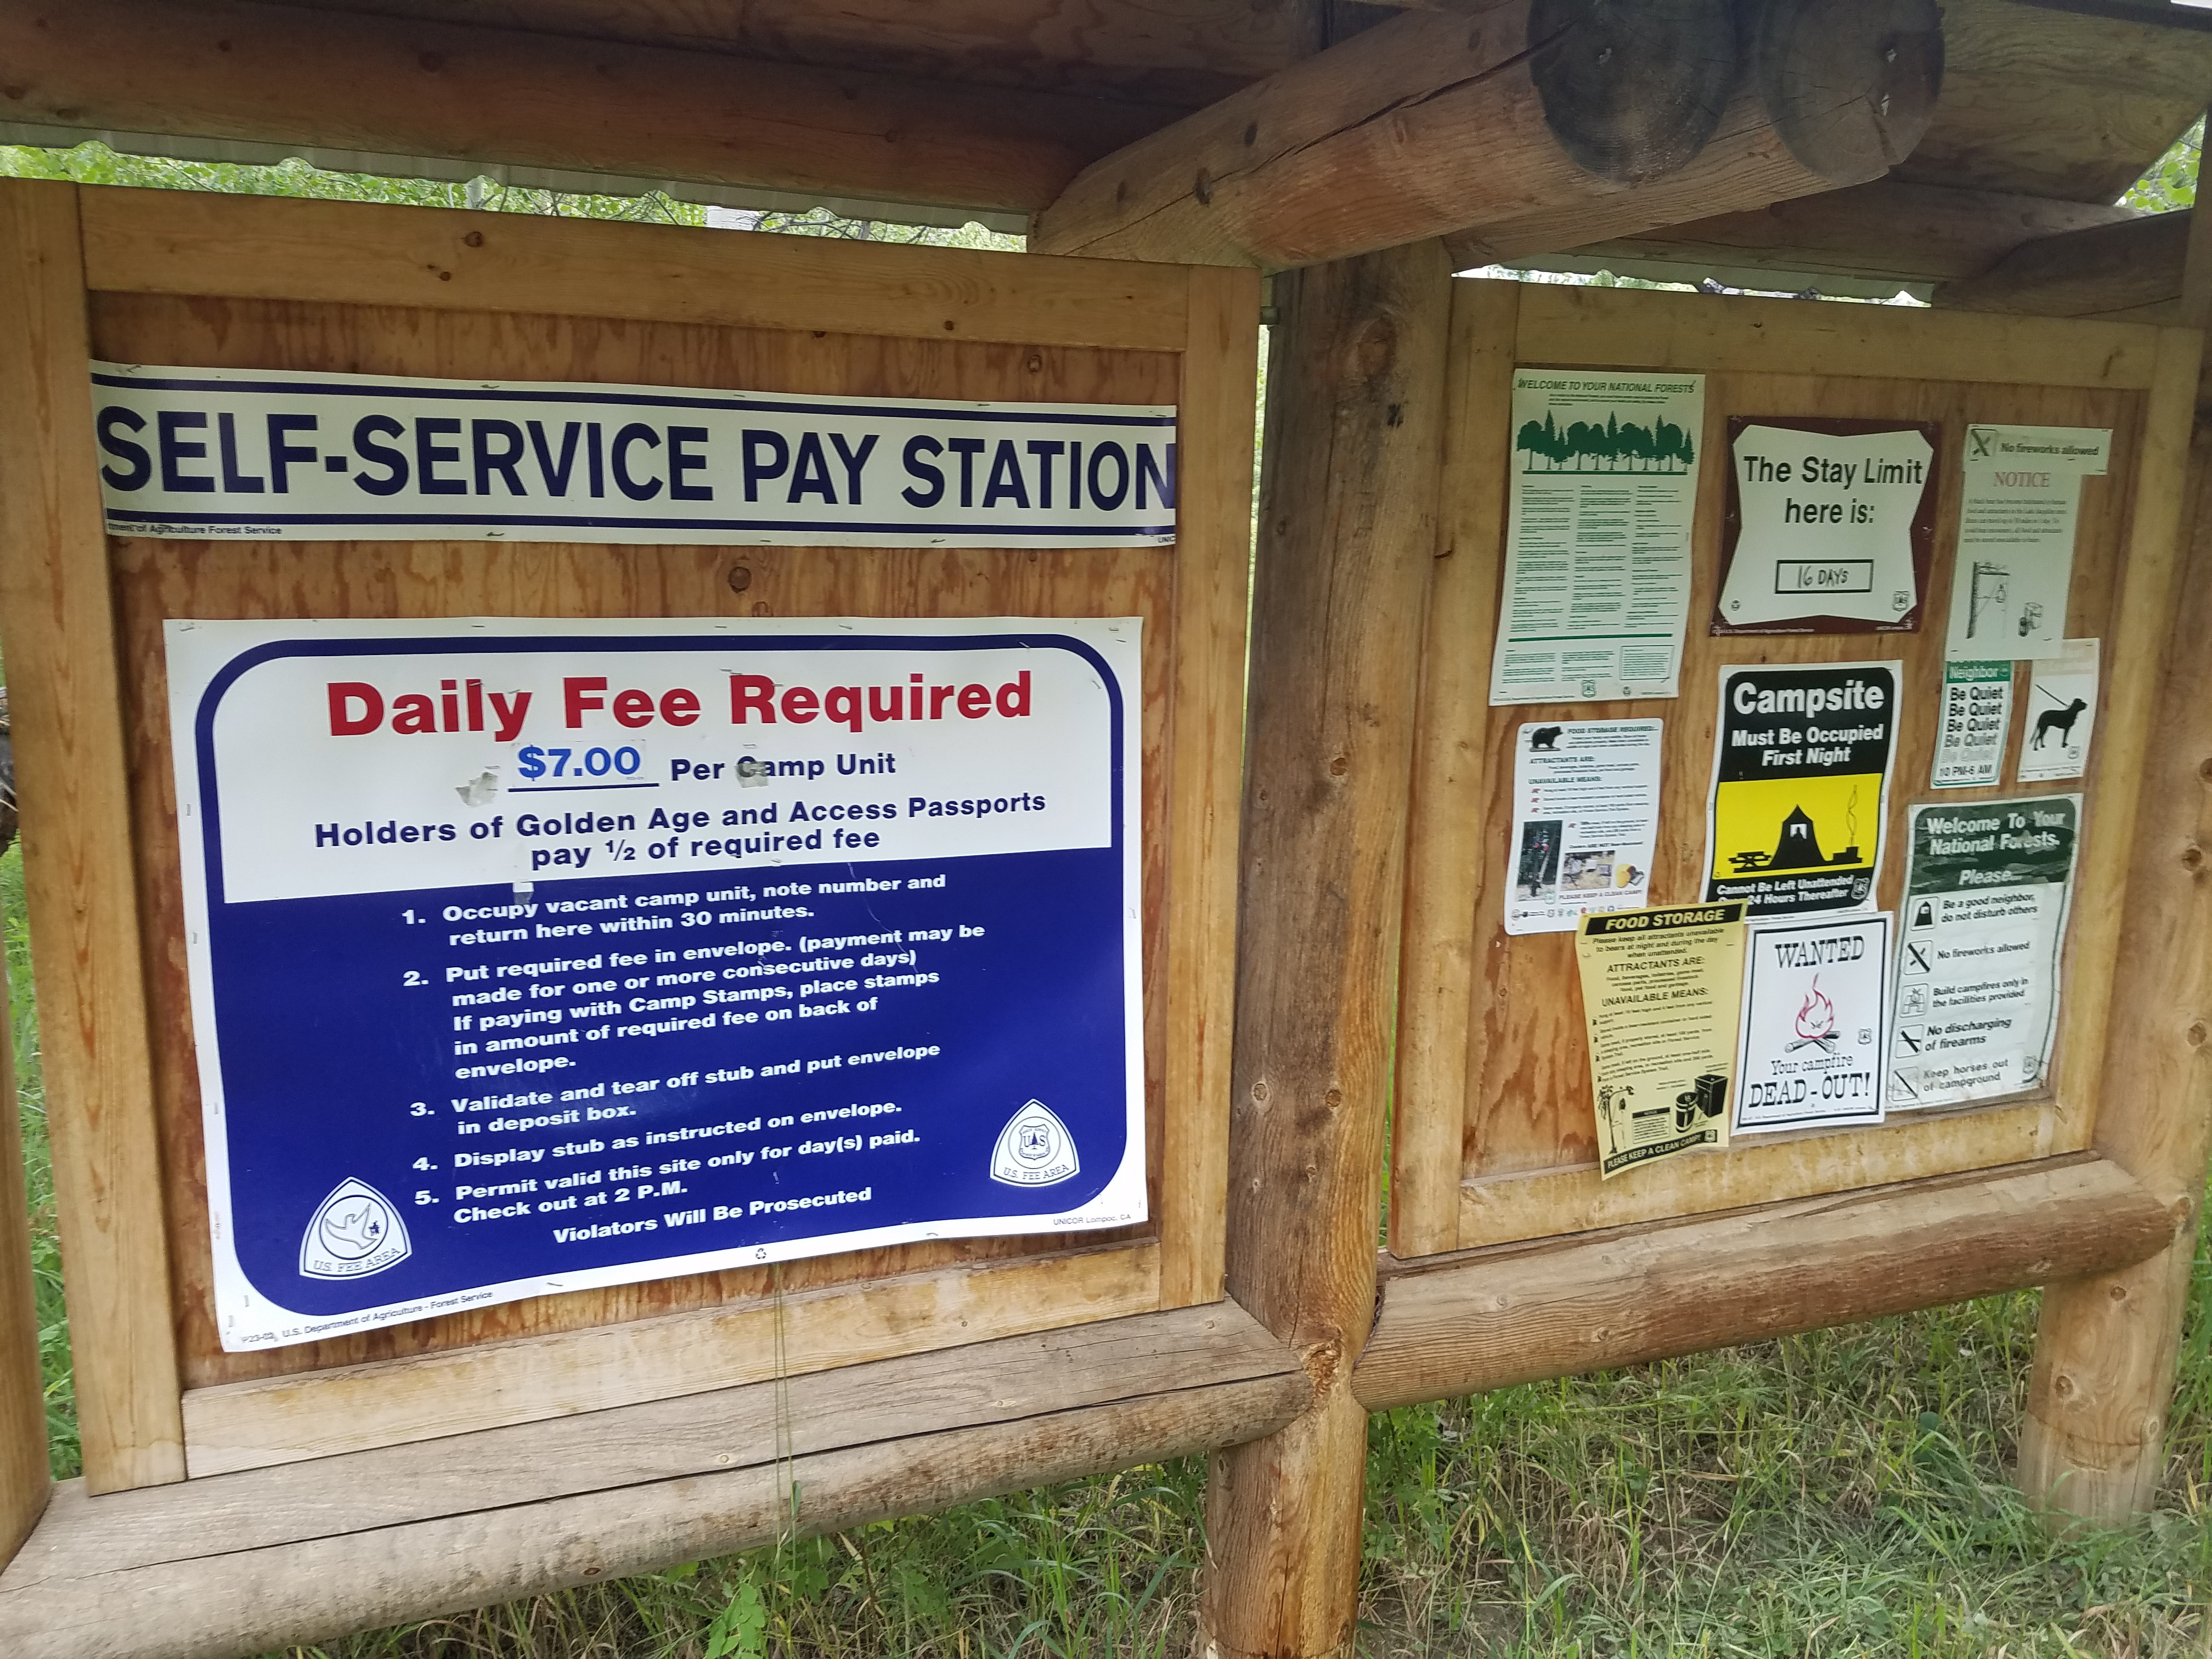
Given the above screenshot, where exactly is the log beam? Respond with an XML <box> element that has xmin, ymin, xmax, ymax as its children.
<box><xmin>1932</xmin><ymin>210</ymin><xmax>2188</xmax><ymax>321</ymax></box>
<box><xmin>1354</xmin><ymin>1156</ymin><xmax>2177</xmax><ymax>1412</ymax></box>
<box><xmin>0</xmin><ymin>0</ymin><xmax>1176</xmax><ymax>219</ymax></box>
<box><xmin>1511</xmin><ymin>180</ymin><xmax>2141</xmax><ymax>294</ymax></box>
<box><xmin>1198</xmin><ymin>241</ymin><xmax>1451</xmax><ymax>1659</ymax></box>
<box><xmin>2017</xmin><ymin>185</ymin><xmax>2212</xmax><ymax>1528</ymax></box>
<box><xmin>0</xmin><ymin>1304</ymin><xmax>1307</xmax><ymax>1658</ymax></box>
<box><xmin>249</xmin><ymin>0</ymin><xmax>1321</xmax><ymax>109</ymax></box>
<box><xmin>1035</xmin><ymin>0</ymin><xmax>1940</xmax><ymax>270</ymax></box>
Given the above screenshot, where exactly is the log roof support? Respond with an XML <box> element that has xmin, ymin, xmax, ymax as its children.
<box><xmin>0</xmin><ymin>0</ymin><xmax>1178</xmax><ymax>220</ymax></box>
<box><xmin>1514</xmin><ymin>180</ymin><xmax>2141</xmax><ymax>297</ymax></box>
<box><xmin>1932</xmin><ymin>209</ymin><xmax>2190</xmax><ymax>321</ymax></box>
<box><xmin>1035</xmin><ymin>0</ymin><xmax>1942</xmax><ymax>270</ymax></box>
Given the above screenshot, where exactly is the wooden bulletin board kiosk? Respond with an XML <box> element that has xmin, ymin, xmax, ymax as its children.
<box><xmin>1358</xmin><ymin>276</ymin><xmax>2198</xmax><ymax>1410</ymax></box>
<box><xmin>0</xmin><ymin>179</ymin><xmax>1297</xmax><ymax>1651</ymax></box>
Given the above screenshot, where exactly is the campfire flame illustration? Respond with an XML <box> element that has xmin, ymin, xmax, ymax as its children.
<box><xmin>1785</xmin><ymin>975</ymin><xmax>1843</xmax><ymax>1054</ymax></box>
<box><xmin>1795</xmin><ymin>977</ymin><xmax>1836</xmax><ymax>1041</ymax></box>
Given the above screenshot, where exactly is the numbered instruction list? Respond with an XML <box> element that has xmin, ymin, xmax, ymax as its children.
<box><xmin>166</xmin><ymin>617</ymin><xmax>1146</xmax><ymax>1351</ymax></box>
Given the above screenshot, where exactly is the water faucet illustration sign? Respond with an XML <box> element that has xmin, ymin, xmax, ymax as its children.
<box><xmin>165</xmin><ymin>614</ymin><xmax>1146</xmax><ymax>1351</ymax></box>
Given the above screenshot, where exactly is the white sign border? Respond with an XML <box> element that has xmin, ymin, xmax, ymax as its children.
<box><xmin>166</xmin><ymin>614</ymin><xmax>1149</xmax><ymax>1352</ymax></box>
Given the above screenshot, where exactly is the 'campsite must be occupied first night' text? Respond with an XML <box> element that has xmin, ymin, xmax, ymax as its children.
<box><xmin>90</xmin><ymin>362</ymin><xmax>1178</xmax><ymax>546</ymax></box>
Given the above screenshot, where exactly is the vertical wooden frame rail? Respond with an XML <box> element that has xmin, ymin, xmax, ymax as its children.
<box><xmin>1199</xmin><ymin>240</ymin><xmax>1453</xmax><ymax>1659</ymax></box>
<box><xmin>0</xmin><ymin>178</ymin><xmax>1258</xmax><ymax>1495</ymax></box>
<box><xmin>1391</xmin><ymin>279</ymin><xmax>2202</xmax><ymax>1262</ymax></box>
<box><xmin>0</xmin><ymin>183</ymin><xmax>185</xmax><ymax>1496</ymax></box>
<box><xmin>2017</xmin><ymin>181</ymin><xmax>2212</xmax><ymax>1525</ymax></box>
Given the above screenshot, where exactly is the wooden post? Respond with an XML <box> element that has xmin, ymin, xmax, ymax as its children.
<box><xmin>2016</xmin><ymin>165</ymin><xmax>2212</xmax><ymax>1526</ymax></box>
<box><xmin>0</xmin><ymin>181</ymin><xmax>187</xmax><ymax>1493</ymax></box>
<box><xmin>0</xmin><ymin>939</ymin><xmax>47</xmax><ymax>1565</ymax></box>
<box><xmin>1198</xmin><ymin>240</ymin><xmax>1451</xmax><ymax>1657</ymax></box>
<box><xmin>1034</xmin><ymin>0</ymin><xmax>1941</xmax><ymax>270</ymax></box>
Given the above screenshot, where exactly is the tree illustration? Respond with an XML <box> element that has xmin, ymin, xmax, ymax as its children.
<box><xmin>1516</xmin><ymin>408</ymin><xmax>1696</xmax><ymax>473</ymax></box>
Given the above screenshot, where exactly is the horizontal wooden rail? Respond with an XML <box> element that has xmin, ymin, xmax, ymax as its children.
<box><xmin>183</xmin><ymin>1243</ymin><xmax>1161</xmax><ymax>1477</ymax></box>
<box><xmin>0</xmin><ymin>1302</ymin><xmax>1306</xmax><ymax>1659</ymax></box>
<box><xmin>1355</xmin><ymin>1155</ymin><xmax>2179</xmax><ymax>1412</ymax></box>
<box><xmin>77</xmin><ymin>186</ymin><xmax>1193</xmax><ymax>353</ymax></box>
<box><xmin>1512</xmin><ymin>282</ymin><xmax>2169</xmax><ymax>390</ymax></box>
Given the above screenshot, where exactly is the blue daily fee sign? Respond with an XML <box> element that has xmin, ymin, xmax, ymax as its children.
<box><xmin>166</xmin><ymin>617</ymin><xmax>1144</xmax><ymax>1351</ymax></box>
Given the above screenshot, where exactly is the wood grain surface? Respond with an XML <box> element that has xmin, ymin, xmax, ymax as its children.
<box><xmin>2019</xmin><ymin>198</ymin><xmax>2212</xmax><ymax>1525</ymax></box>
<box><xmin>0</xmin><ymin>180</ymin><xmax>187</xmax><ymax>1494</ymax></box>
<box><xmin>29</xmin><ymin>189</ymin><xmax>1252</xmax><ymax>1483</ymax></box>
<box><xmin>1036</xmin><ymin>5</ymin><xmax>1886</xmax><ymax>270</ymax></box>
<box><xmin>1513</xmin><ymin>283</ymin><xmax>2166</xmax><ymax>389</ymax></box>
<box><xmin>247</xmin><ymin>0</ymin><xmax>1313</xmax><ymax>107</ymax></box>
<box><xmin>181</xmin><ymin>1243</ymin><xmax>1161</xmax><ymax>1477</ymax></box>
<box><xmin>1934</xmin><ymin>212</ymin><xmax>2191</xmax><ymax>323</ymax></box>
<box><xmin>1555</xmin><ymin>180</ymin><xmax>2142</xmax><ymax>290</ymax></box>
<box><xmin>1201</xmin><ymin>241</ymin><xmax>1453</xmax><ymax>1659</ymax></box>
<box><xmin>0</xmin><ymin>1302</ymin><xmax>1307</xmax><ymax>1659</ymax></box>
<box><xmin>0</xmin><ymin>0</ymin><xmax>1171</xmax><ymax>219</ymax></box>
<box><xmin>1390</xmin><ymin>277</ymin><xmax>1519</xmax><ymax>1259</ymax></box>
<box><xmin>1393</xmin><ymin>276</ymin><xmax>2164</xmax><ymax>1255</ymax></box>
<box><xmin>78</xmin><ymin>187</ymin><xmax>1192</xmax><ymax>353</ymax></box>
<box><xmin>1357</xmin><ymin>1153</ymin><xmax>2177</xmax><ymax>1410</ymax></box>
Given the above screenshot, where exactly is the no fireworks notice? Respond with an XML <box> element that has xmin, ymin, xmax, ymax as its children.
<box><xmin>1703</xmin><ymin>662</ymin><xmax>1900</xmax><ymax>918</ymax></box>
<box><xmin>166</xmin><ymin>616</ymin><xmax>1145</xmax><ymax>1351</ymax></box>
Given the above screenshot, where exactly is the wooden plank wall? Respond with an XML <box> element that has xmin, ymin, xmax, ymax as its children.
<box><xmin>1393</xmin><ymin>280</ymin><xmax>2190</xmax><ymax>1257</ymax></box>
<box><xmin>0</xmin><ymin>181</ymin><xmax>1256</xmax><ymax>1487</ymax></box>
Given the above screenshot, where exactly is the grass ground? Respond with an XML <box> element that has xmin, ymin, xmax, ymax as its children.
<box><xmin>8</xmin><ymin>842</ymin><xmax>2211</xmax><ymax>1656</ymax></box>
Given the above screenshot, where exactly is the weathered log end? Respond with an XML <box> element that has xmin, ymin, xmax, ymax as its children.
<box><xmin>1529</xmin><ymin>0</ymin><xmax>1738</xmax><ymax>185</ymax></box>
<box><xmin>1755</xmin><ymin>0</ymin><xmax>1945</xmax><ymax>183</ymax></box>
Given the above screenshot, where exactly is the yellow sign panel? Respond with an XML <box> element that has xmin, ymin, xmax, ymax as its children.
<box><xmin>1703</xmin><ymin>661</ymin><xmax>1900</xmax><ymax>917</ymax></box>
<box><xmin>1576</xmin><ymin>902</ymin><xmax>1747</xmax><ymax>1179</ymax></box>
<box><xmin>1707</xmin><ymin>773</ymin><xmax>1882</xmax><ymax>882</ymax></box>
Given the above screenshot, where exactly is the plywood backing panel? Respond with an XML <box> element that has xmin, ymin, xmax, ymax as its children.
<box><xmin>88</xmin><ymin>290</ymin><xmax>1206</xmax><ymax>1397</ymax></box>
<box><xmin>77</xmin><ymin>187</ymin><xmax>1194</xmax><ymax>354</ymax></box>
<box><xmin>1395</xmin><ymin>277</ymin><xmax>2183</xmax><ymax>1256</ymax></box>
<box><xmin>0</xmin><ymin>183</ymin><xmax>187</xmax><ymax>1494</ymax></box>
<box><xmin>0</xmin><ymin>185</ymin><xmax>1257</xmax><ymax>1490</ymax></box>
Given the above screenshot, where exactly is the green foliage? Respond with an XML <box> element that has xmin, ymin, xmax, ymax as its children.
<box><xmin>2124</xmin><ymin>120</ymin><xmax>2202</xmax><ymax>213</ymax></box>
<box><xmin>213</xmin><ymin>1246</ymin><xmax>2212</xmax><ymax>1658</ymax></box>
<box><xmin>2</xmin><ymin>845</ymin><xmax>75</xmax><ymax>1480</ymax></box>
<box><xmin>0</xmin><ymin>140</ymin><xmax>1021</xmax><ymax>250</ymax></box>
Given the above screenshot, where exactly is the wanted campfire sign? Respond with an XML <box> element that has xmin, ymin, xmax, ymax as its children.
<box><xmin>1731</xmin><ymin>911</ymin><xmax>1893</xmax><ymax>1134</ymax></box>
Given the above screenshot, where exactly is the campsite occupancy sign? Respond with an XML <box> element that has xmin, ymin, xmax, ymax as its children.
<box><xmin>1703</xmin><ymin>661</ymin><xmax>1901</xmax><ymax>919</ymax></box>
<box><xmin>167</xmin><ymin>617</ymin><xmax>1146</xmax><ymax>1351</ymax></box>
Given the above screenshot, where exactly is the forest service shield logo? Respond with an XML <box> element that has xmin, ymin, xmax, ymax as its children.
<box><xmin>298</xmin><ymin>1177</ymin><xmax>411</xmax><ymax>1279</ymax></box>
<box><xmin>990</xmin><ymin>1100</ymin><xmax>1080</xmax><ymax>1187</ymax></box>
